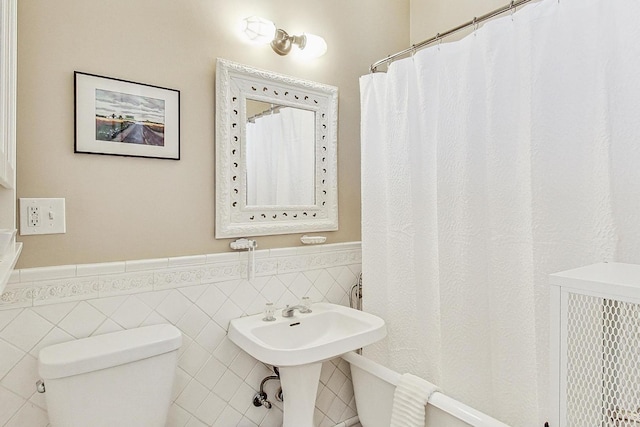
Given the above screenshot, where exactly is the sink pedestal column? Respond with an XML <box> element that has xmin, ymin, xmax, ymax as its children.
<box><xmin>279</xmin><ymin>362</ymin><xmax>322</xmax><ymax>427</ymax></box>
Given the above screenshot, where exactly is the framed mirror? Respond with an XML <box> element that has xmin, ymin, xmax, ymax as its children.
<box><xmin>215</xmin><ymin>58</ymin><xmax>338</xmax><ymax>238</ymax></box>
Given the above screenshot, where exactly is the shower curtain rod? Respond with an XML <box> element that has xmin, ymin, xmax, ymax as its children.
<box><xmin>370</xmin><ymin>0</ymin><xmax>538</xmax><ymax>72</ymax></box>
<box><xmin>248</xmin><ymin>105</ymin><xmax>283</xmax><ymax>123</ymax></box>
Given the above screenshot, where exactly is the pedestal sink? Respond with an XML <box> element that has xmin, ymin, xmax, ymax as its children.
<box><xmin>228</xmin><ymin>302</ymin><xmax>386</xmax><ymax>427</ymax></box>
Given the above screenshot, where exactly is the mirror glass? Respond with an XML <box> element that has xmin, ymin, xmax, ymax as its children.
<box><xmin>215</xmin><ymin>58</ymin><xmax>338</xmax><ymax>238</ymax></box>
<box><xmin>245</xmin><ymin>99</ymin><xmax>316</xmax><ymax>206</ymax></box>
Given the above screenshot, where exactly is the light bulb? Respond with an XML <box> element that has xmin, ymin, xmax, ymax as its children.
<box><xmin>298</xmin><ymin>33</ymin><xmax>327</xmax><ymax>58</ymax></box>
<box><xmin>240</xmin><ymin>16</ymin><xmax>277</xmax><ymax>45</ymax></box>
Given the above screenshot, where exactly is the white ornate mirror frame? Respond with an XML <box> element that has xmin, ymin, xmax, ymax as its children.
<box><xmin>215</xmin><ymin>58</ymin><xmax>338</xmax><ymax>238</ymax></box>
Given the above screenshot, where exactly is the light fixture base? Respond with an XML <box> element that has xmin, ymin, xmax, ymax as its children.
<box><xmin>271</xmin><ymin>29</ymin><xmax>293</xmax><ymax>56</ymax></box>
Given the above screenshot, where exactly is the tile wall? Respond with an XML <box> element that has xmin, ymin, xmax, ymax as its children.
<box><xmin>0</xmin><ymin>242</ymin><xmax>362</xmax><ymax>427</ymax></box>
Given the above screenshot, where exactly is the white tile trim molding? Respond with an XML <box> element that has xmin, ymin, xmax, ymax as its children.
<box><xmin>0</xmin><ymin>242</ymin><xmax>362</xmax><ymax>427</ymax></box>
<box><xmin>2</xmin><ymin>243</ymin><xmax>361</xmax><ymax>309</ymax></box>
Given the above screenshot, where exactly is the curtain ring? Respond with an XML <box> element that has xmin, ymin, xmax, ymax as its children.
<box><xmin>472</xmin><ymin>17</ymin><xmax>478</xmax><ymax>34</ymax></box>
<box><xmin>436</xmin><ymin>33</ymin><xmax>442</xmax><ymax>50</ymax></box>
<box><xmin>410</xmin><ymin>44</ymin><xmax>417</xmax><ymax>58</ymax></box>
<box><xmin>510</xmin><ymin>0</ymin><xmax>516</xmax><ymax>20</ymax></box>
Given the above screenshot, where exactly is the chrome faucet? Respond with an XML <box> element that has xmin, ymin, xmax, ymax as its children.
<box><xmin>282</xmin><ymin>304</ymin><xmax>312</xmax><ymax>318</ymax></box>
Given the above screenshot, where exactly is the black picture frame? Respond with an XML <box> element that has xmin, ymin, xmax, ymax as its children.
<box><xmin>74</xmin><ymin>72</ymin><xmax>180</xmax><ymax>160</ymax></box>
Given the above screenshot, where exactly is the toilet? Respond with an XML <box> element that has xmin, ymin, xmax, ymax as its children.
<box><xmin>37</xmin><ymin>324</ymin><xmax>182</xmax><ymax>427</ymax></box>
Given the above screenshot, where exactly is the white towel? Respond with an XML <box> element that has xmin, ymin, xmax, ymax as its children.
<box><xmin>389</xmin><ymin>373</ymin><xmax>440</xmax><ymax>427</ymax></box>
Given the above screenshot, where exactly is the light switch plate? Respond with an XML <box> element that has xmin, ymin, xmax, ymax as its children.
<box><xmin>19</xmin><ymin>198</ymin><xmax>66</xmax><ymax>235</ymax></box>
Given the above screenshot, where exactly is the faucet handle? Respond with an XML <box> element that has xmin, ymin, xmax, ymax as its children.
<box><xmin>300</xmin><ymin>297</ymin><xmax>312</xmax><ymax>313</ymax></box>
<box><xmin>263</xmin><ymin>302</ymin><xmax>275</xmax><ymax>322</ymax></box>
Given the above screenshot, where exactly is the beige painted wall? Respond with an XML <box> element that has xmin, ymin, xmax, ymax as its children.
<box><xmin>16</xmin><ymin>0</ymin><xmax>409</xmax><ymax>268</ymax></box>
<box><xmin>410</xmin><ymin>0</ymin><xmax>511</xmax><ymax>43</ymax></box>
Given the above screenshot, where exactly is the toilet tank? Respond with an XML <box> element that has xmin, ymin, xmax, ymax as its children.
<box><xmin>38</xmin><ymin>324</ymin><xmax>182</xmax><ymax>427</ymax></box>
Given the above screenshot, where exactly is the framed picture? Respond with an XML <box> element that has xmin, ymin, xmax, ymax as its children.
<box><xmin>74</xmin><ymin>72</ymin><xmax>180</xmax><ymax>160</ymax></box>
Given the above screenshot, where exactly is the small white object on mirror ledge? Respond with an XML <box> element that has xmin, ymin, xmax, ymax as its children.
<box><xmin>230</xmin><ymin>238</ymin><xmax>257</xmax><ymax>250</ymax></box>
<box><xmin>300</xmin><ymin>235</ymin><xmax>326</xmax><ymax>245</ymax></box>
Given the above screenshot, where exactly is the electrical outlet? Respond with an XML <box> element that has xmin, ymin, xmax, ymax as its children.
<box><xmin>20</xmin><ymin>198</ymin><xmax>66</xmax><ymax>235</ymax></box>
<box><xmin>28</xmin><ymin>206</ymin><xmax>40</xmax><ymax>227</ymax></box>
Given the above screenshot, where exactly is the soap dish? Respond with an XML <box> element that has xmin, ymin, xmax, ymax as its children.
<box><xmin>300</xmin><ymin>235</ymin><xmax>326</xmax><ymax>245</ymax></box>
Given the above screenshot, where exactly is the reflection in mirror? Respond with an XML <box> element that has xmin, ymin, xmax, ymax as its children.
<box><xmin>245</xmin><ymin>99</ymin><xmax>315</xmax><ymax>206</ymax></box>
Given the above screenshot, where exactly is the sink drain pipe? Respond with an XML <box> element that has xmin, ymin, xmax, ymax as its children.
<box><xmin>253</xmin><ymin>367</ymin><xmax>283</xmax><ymax>409</ymax></box>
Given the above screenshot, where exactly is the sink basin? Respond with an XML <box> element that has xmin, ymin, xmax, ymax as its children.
<box><xmin>228</xmin><ymin>302</ymin><xmax>386</xmax><ymax>427</ymax></box>
<box><xmin>228</xmin><ymin>302</ymin><xmax>386</xmax><ymax>366</ymax></box>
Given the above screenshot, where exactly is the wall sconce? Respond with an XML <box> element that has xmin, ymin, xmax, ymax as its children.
<box><xmin>241</xmin><ymin>16</ymin><xmax>328</xmax><ymax>59</ymax></box>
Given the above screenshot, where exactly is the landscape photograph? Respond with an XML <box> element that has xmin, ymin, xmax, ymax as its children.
<box><xmin>95</xmin><ymin>88</ymin><xmax>166</xmax><ymax>146</ymax></box>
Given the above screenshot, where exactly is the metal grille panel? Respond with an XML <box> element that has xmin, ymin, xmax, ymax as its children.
<box><xmin>566</xmin><ymin>293</ymin><xmax>640</xmax><ymax>426</ymax></box>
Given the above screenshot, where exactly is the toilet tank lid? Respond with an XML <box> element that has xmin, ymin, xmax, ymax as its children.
<box><xmin>38</xmin><ymin>324</ymin><xmax>182</xmax><ymax>380</ymax></box>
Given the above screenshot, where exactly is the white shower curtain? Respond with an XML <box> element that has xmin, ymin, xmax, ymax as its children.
<box><xmin>361</xmin><ymin>0</ymin><xmax>640</xmax><ymax>425</ymax></box>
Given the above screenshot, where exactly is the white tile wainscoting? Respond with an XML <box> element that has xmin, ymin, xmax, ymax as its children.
<box><xmin>0</xmin><ymin>242</ymin><xmax>362</xmax><ymax>427</ymax></box>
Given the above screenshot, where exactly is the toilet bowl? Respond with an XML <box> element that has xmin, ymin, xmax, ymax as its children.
<box><xmin>38</xmin><ymin>324</ymin><xmax>182</xmax><ymax>427</ymax></box>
